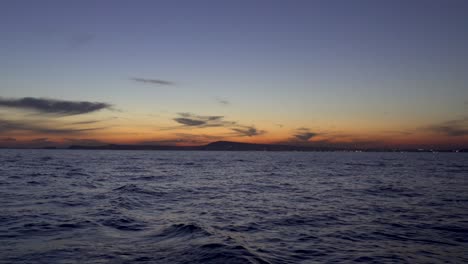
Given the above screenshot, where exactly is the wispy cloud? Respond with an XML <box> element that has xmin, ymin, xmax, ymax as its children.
<box><xmin>231</xmin><ymin>126</ymin><xmax>265</xmax><ymax>137</ymax></box>
<box><xmin>70</xmin><ymin>117</ymin><xmax>117</xmax><ymax>126</ymax></box>
<box><xmin>131</xmin><ymin>77</ymin><xmax>173</xmax><ymax>86</ymax></box>
<box><xmin>278</xmin><ymin>132</ymin><xmax>384</xmax><ymax>149</ymax></box>
<box><xmin>173</xmin><ymin>113</ymin><xmax>235</xmax><ymax>128</ymax></box>
<box><xmin>169</xmin><ymin>112</ymin><xmax>266</xmax><ymax>137</ymax></box>
<box><xmin>215</xmin><ymin>97</ymin><xmax>230</xmax><ymax>105</ymax></box>
<box><xmin>0</xmin><ymin>118</ymin><xmax>104</xmax><ymax>135</ymax></box>
<box><xmin>0</xmin><ymin>97</ymin><xmax>112</xmax><ymax>116</ymax></box>
<box><xmin>174</xmin><ymin>118</ymin><xmax>206</xmax><ymax>126</ymax></box>
<box><xmin>426</xmin><ymin>117</ymin><xmax>468</xmax><ymax>137</ymax></box>
<box><xmin>293</xmin><ymin>128</ymin><xmax>318</xmax><ymax>142</ymax></box>
<box><xmin>70</xmin><ymin>120</ymin><xmax>102</xmax><ymax>125</ymax></box>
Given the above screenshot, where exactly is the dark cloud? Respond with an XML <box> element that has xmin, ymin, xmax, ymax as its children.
<box><xmin>131</xmin><ymin>77</ymin><xmax>173</xmax><ymax>86</ymax></box>
<box><xmin>0</xmin><ymin>97</ymin><xmax>112</xmax><ymax>116</ymax></box>
<box><xmin>294</xmin><ymin>132</ymin><xmax>317</xmax><ymax>141</ymax></box>
<box><xmin>216</xmin><ymin>97</ymin><xmax>230</xmax><ymax>105</ymax></box>
<box><xmin>70</xmin><ymin>120</ymin><xmax>102</xmax><ymax>125</ymax></box>
<box><xmin>295</xmin><ymin>132</ymin><xmax>317</xmax><ymax>141</ymax></box>
<box><xmin>231</xmin><ymin>126</ymin><xmax>265</xmax><ymax>137</ymax></box>
<box><xmin>174</xmin><ymin>118</ymin><xmax>207</xmax><ymax>126</ymax></box>
<box><xmin>70</xmin><ymin>117</ymin><xmax>118</xmax><ymax>126</ymax></box>
<box><xmin>426</xmin><ymin>117</ymin><xmax>468</xmax><ymax>137</ymax></box>
<box><xmin>293</xmin><ymin>128</ymin><xmax>318</xmax><ymax>141</ymax></box>
<box><xmin>0</xmin><ymin>118</ymin><xmax>104</xmax><ymax>135</ymax></box>
<box><xmin>173</xmin><ymin>113</ymin><xmax>233</xmax><ymax>128</ymax></box>
<box><xmin>170</xmin><ymin>113</ymin><xmax>266</xmax><ymax>137</ymax></box>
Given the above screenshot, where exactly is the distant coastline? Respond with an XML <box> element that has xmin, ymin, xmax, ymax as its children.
<box><xmin>1</xmin><ymin>141</ymin><xmax>466</xmax><ymax>153</ymax></box>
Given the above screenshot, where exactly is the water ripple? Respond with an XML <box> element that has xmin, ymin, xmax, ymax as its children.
<box><xmin>0</xmin><ymin>150</ymin><xmax>467</xmax><ymax>263</ymax></box>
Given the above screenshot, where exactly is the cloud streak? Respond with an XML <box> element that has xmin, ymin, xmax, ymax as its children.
<box><xmin>173</xmin><ymin>113</ymin><xmax>235</xmax><ymax>128</ymax></box>
<box><xmin>216</xmin><ymin>97</ymin><xmax>230</xmax><ymax>105</ymax></box>
<box><xmin>0</xmin><ymin>97</ymin><xmax>112</xmax><ymax>116</ymax></box>
<box><xmin>0</xmin><ymin>118</ymin><xmax>104</xmax><ymax>135</ymax></box>
<box><xmin>170</xmin><ymin>112</ymin><xmax>266</xmax><ymax>137</ymax></box>
<box><xmin>131</xmin><ymin>77</ymin><xmax>173</xmax><ymax>86</ymax></box>
<box><xmin>293</xmin><ymin>128</ymin><xmax>318</xmax><ymax>142</ymax></box>
<box><xmin>231</xmin><ymin>126</ymin><xmax>265</xmax><ymax>137</ymax></box>
<box><xmin>426</xmin><ymin>117</ymin><xmax>468</xmax><ymax>137</ymax></box>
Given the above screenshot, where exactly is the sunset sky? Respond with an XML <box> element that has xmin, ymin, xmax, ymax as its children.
<box><xmin>1</xmin><ymin>0</ymin><xmax>468</xmax><ymax>149</ymax></box>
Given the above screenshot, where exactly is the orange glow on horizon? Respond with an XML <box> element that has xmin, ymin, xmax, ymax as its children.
<box><xmin>3</xmin><ymin>129</ymin><xmax>467</xmax><ymax>150</ymax></box>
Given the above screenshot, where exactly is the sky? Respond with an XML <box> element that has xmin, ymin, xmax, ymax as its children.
<box><xmin>1</xmin><ymin>0</ymin><xmax>468</xmax><ymax>149</ymax></box>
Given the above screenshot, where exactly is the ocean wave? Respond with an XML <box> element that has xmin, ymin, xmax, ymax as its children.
<box><xmin>99</xmin><ymin>215</ymin><xmax>147</xmax><ymax>231</ymax></box>
<box><xmin>112</xmin><ymin>184</ymin><xmax>163</xmax><ymax>196</ymax></box>
<box><xmin>141</xmin><ymin>223</ymin><xmax>271</xmax><ymax>264</ymax></box>
<box><xmin>1</xmin><ymin>150</ymin><xmax>467</xmax><ymax>263</ymax></box>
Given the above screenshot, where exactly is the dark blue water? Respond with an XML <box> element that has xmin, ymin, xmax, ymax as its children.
<box><xmin>0</xmin><ymin>150</ymin><xmax>467</xmax><ymax>263</ymax></box>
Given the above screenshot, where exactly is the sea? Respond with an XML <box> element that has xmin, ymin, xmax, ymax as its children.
<box><xmin>0</xmin><ymin>150</ymin><xmax>467</xmax><ymax>263</ymax></box>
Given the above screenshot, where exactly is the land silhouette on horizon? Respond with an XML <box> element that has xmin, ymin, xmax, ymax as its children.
<box><xmin>56</xmin><ymin>141</ymin><xmax>468</xmax><ymax>152</ymax></box>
